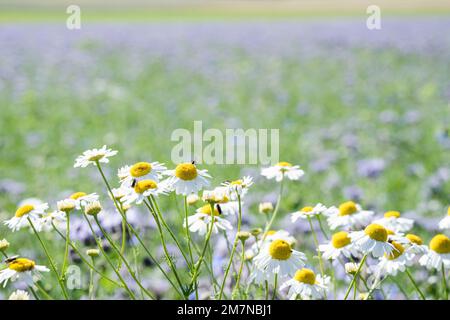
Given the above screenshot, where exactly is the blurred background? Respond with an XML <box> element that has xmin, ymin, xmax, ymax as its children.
<box><xmin>0</xmin><ymin>0</ymin><xmax>449</xmax><ymax>298</ymax></box>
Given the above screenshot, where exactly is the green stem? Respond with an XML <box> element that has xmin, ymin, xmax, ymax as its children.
<box><xmin>262</xmin><ymin>179</ymin><xmax>284</xmax><ymax>241</ymax></box>
<box><xmin>118</xmin><ymin>214</ymin><xmax>126</xmax><ymax>271</ymax></box>
<box><xmin>405</xmin><ymin>269</ymin><xmax>425</xmax><ymax>300</ymax></box>
<box><xmin>344</xmin><ymin>254</ymin><xmax>368</xmax><ymax>300</ymax></box>
<box><xmin>189</xmin><ymin>203</ymin><xmax>216</xmax><ymax>298</ymax></box>
<box><xmin>89</xmin><ymin>257</ymin><xmax>95</xmax><ymax>300</ymax></box>
<box><xmin>307</xmin><ymin>216</ymin><xmax>325</xmax><ymax>282</ymax></box>
<box><xmin>51</xmin><ymin>222</ymin><xmax>121</xmax><ymax>287</ymax></box>
<box><xmin>232</xmin><ymin>242</ymin><xmax>246</xmax><ymax>299</ymax></box>
<box><xmin>94</xmin><ymin>161</ymin><xmax>183</xmax><ymax>297</ymax></box>
<box><xmin>143</xmin><ymin>199</ymin><xmax>186</xmax><ymax>298</ymax></box>
<box><xmin>316</xmin><ymin>215</ymin><xmax>329</xmax><ymax>240</ymax></box>
<box><xmin>82</xmin><ymin>213</ymin><xmax>136</xmax><ymax>299</ymax></box>
<box><xmin>27</xmin><ymin>218</ymin><xmax>69</xmax><ymax>300</ymax></box>
<box><xmin>442</xmin><ymin>264</ymin><xmax>448</xmax><ymax>300</ymax></box>
<box><xmin>272</xmin><ymin>274</ymin><xmax>278</xmax><ymax>300</ymax></box>
<box><xmin>150</xmin><ymin>195</ymin><xmax>192</xmax><ymax>270</ymax></box>
<box><xmin>61</xmin><ymin>212</ymin><xmax>70</xmax><ymax>280</ymax></box>
<box><xmin>34</xmin><ymin>282</ymin><xmax>54</xmax><ymax>300</ymax></box>
<box><xmin>93</xmin><ymin>215</ymin><xmax>156</xmax><ymax>299</ymax></box>
<box><xmin>184</xmin><ymin>196</ymin><xmax>194</xmax><ymax>266</ymax></box>
<box><xmin>218</xmin><ymin>194</ymin><xmax>243</xmax><ymax>300</ymax></box>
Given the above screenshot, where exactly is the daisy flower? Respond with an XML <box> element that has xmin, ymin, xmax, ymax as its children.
<box><xmin>419</xmin><ymin>234</ymin><xmax>450</xmax><ymax>270</ymax></box>
<box><xmin>221</xmin><ymin>176</ymin><xmax>253</xmax><ymax>199</ymax></box>
<box><xmin>261</xmin><ymin>162</ymin><xmax>304</xmax><ymax>182</ymax></box>
<box><xmin>4</xmin><ymin>203</ymin><xmax>48</xmax><ymax>232</ymax></box>
<box><xmin>326</xmin><ymin>201</ymin><xmax>373</xmax><ymax>230</ymax></box>
<box><xmin>185</xmin><ymin>204</ymin><xmax>233</xmax><ymax>236</ymax></box>
<box><xmin>122</xmin><ymin>179</ymin><xmax>170</xmax><ymax>205</ymax></box>
<box><xmin>253</xmin><ymin>239</ymin><xmax>307</xmax><ymax>277</ymax></box>
<box><xmin>404</xmin><ymin>233</ymin><xmax>428</xmax><ymax>256</ymax></box>
<box><xmin>74</xmin><ymin>145</ymin><xmax>117</xmax><ymax>168</ymax></box>
<box><xmin>350</xmin><ymin>224</ymin><xmax>394</xmax><ymax>258</ymax></box>
<box><xmin>8</xmin><ymin>289</ymin><xmax>30</xmax><ymax>300</ymax></box>
<box><xmin>118</xmin><ymin>161</ymin><xmax>166</xmax><ymax>187</ymax></box>
<box><xmin>56</xmin><ymin>199</ymin><xmax>76</xmax><ymax>214</ymax></box>
<box><xmin>280</xmin><ymin>268</ymin><xmax>329</xmax><ymax>300</ymax></box>
<box><xmin>0</xmin><ymin>258</ymin><xmax>49</xmax><ymax>287</ymax></box>
<box><xmin>165</xmin><ymin>162</ymin><xmax>210</xmax><ymax>195</ymax></box>
<box><xmin>372</xmin><ymin>211</ymin><xmax>414</xmax><ymax>233</ymax></box>
<box><xmin>202</xmin><ymin>187</ymin><xmax>240</xmax><ymax>215</ymax></box>
<box><xmin>39</xmin><ymin>210</ymin><xmax>67</xmax><ymax>231</ymax></box>
<box><xmin>291</xmin><ymin>203</ymin><xmax>327</xmax><ymax>223</ymax></box>
<box><xmin>438</xmin><ymin>206</ymin><xmax>450</xmax><ymax>230</ymax></box>
<box><xmin>371</xmin><ymin>241</ymin><xmax>413</xmax><ymax>277</ymax></box>
<box><xmin>319</xmin><ymin>231</ymin><xmax>359</xmax><ymax>260</ymax></box>
<box><xmin>69</xmin><ymin>192</ymin><xmax>99</xmax><ymax>210</ymax></box>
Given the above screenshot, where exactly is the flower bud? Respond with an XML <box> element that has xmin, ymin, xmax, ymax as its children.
<box><xmin>0</xmin><ymin>239</ymin><xmax>10</xmax><ymax>252</ymax></box>
<box><xmin>250</xmin><ymin>228</ymin><xmax>262</xmax><ymax>237</ymax></box>
<box><xmin>57</xmin><ymin>199</ymin><xmax>76</xmax><ymax>213</ymax></box>
<box><xmin>85</xmin><ymin>201</ymin><xmax>102</xmax><ymax>216</ymax></box>
<box><xmin>237</xmin><ymin>231</ymin><xmax>251</xmax><ymax>242</ymax></box>
<box><xmin>345</xmin><ymin>262</ymin><xmax>358</xmax><ymax>275</ymax></box>
<box><xmin>186</xmin><ymin>194</ymin><xmax>200</xmax><ymax>206</ymax></box>
<box><xmin>259</xmin><ymin>202</ymin><xmax>273</xmax><ymax>215</ymax></box>
<box><xmin>86</xmin><ymin>249</ymin><xmax>100</xmax><ymax>257</ymax></box>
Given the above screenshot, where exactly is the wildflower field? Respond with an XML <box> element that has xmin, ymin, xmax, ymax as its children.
<box><xmin>0</xmin><ymin>3</ymin><xmax>450</xmax><ymax>301</ymax></box>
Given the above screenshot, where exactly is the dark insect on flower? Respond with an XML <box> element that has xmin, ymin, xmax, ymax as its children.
<box><xmin>131</xmin><ymin>179</ymin><xmax>137</xmax><ymax>188</ymax></box>
<box><xmin>216</xmin><ymin>204</ymin><xmax>222</xmax><ymax>215</ymax></box>
<box><xmin>4</xmin><ymin>255</ymin><xmax>19</xmax><ymax>264</ymax></box>
<box><xmin>191</xmin><ymin>160</ymin><xmax>196</xmax><ymax>165</ymax></box>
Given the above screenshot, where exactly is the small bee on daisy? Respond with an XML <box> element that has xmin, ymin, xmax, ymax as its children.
<box><xmin>326</xmin><ymin>201</ymin><xmax>374</xmax><ymax>230</ymax></box>
<box><xmin>372</xmin><ymin>211</ymin><xmax>414</xmax><ymax>233</ymax></box>
<box><xmin>0</xmin><ymin>257</ymin><xmax>49</xmax><ymax>287</ymax></box>
<box><xmin>319</xmin><ymin>231</ymin><xmax>359</xmax><ymax>260</ymax></box>
<box><xmin>122</xmin><ymin>179</ymin><xmax>170</xmax><ymax>205</ymax></box>
<box><xmin>221</xmin><ymin>176</ymin><xmax>253</xmax><ymax>199</ymax></box>
<box><xmin>253</xmin><ymin>239</ymin><xmax>307</xmax><ymax>277</ymax></box>
<box><xmin>69</xmin><ymin>192</ymin><xmax>99</xmax><ymax>210</ymax></box>
<box><xmin>261</xmin><ymin>162</ymin><xmax>304</xmax><ymax>182</ymax></box>
<box><xmin>291</xmin><ymin>203</ymin><xmax>327</xmax><ymax>223</ymax></box>
<box><xmin>438</xmin><ymin>206</ymin><xmax>450</xmax><ymax>230</ymax></box>
<box><xmin>350</xmin><ymin>224</ymin><xmax>394</xmax><ymax>258</ymax></box>
<box><xmin>371</xmin><ymin>241</ymin><xmax>413</xmax><ymax>277</ymax></box>
<box><xmin>419</xmin><ymin>234</ymin><xmax>450</xmax><ymax>270</ymax></box>
<box><xmin>185</xmin><ymin>204</ymin><xmax>233</xmax><ymax>236</ymax></box>
<box><xmin>165</xmin><ymin>162</ymin><xmax>210</xmax><ymax>195</ymax></box>
<box><xmin>118</xmin><ymin>161</ymin><xmax>167</xmax><ymax>187</ymax></box>
<box><xmin>4</xmin><ymin>203</ymin><xmax>48</xmax><ymax>232</ymax></box>
<box><xmin>74</xmin><ymin>145</ymin><xmax>118</xmax><ymax>168</ymax></box>
<box><xmin>280</xmin><ymin>268</ymin><xmax>329</xmax><ymax>300</ymax></box>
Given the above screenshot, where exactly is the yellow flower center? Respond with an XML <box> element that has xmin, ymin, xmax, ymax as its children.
<box><xmin>175</xmin><ymin>163</ymin><xmax>198</xmax><ymax>181</ymax></box>
<box><xmin>331</xmin><ymin>231</ymin><xmax>351</xmax><ymax>248</ymax></box>
<box><xmin>294</xmin><ymin>268</ymin><xmax>316</xmax><ymax>285</ymax></box>
<box><xmin>268</xmin><ymin>239</ymin><xmax>292</xmax><ymax>260</ymax></box>
<box><xmin>339</xmin><ymin>201</ymin><xmax>358</xmax><ymax>216</ymax></box>
<box><xmin>266</xmin><ymin>230</ymin><xmax>277</xmax><ymax>236</ymax></box>
<box><xmin>15</xmin><ymin>205</ymin><xmax>34</xmax><ymax>218</ymax></box>
<box><xmin>447</xmin><ymin>206</ymin><xmax>450</xmax><ymax>216</ymax></box>
<box><xmin>386</xmin><ymin>229</ymin><xmax>395</xmax><ymax>236</ymax></box>
<box><xmin>301</xmin><ymin>206</ymin><xmax>314</xmax><ymax>212</ymax></box>
<box><xmin>277</xmin><ymin>162</ymin><xmax>292</xmax><ymax>167</ymax></box>
<box><xmin>134</xmin><ymin>180</ymin><xmax>157</xmax><ymax>194</ymax></box>
<box><xmin>88</xmin><ymin>153</ymin><xmax>105</xmax><ymax>161</ymax></box>
<box><xmin>8</xmin><ymin>258</ymin><xmax>35</xmax><ymax>272</ymax></box>
<box><xmin>385</xmin><ymin>241</ymin><xmax>405</xmax><ymax>260</ymax></box>
<box><xmin>70</xmin><ymin>192</ymin><xmax>87</xmax><ymax>200</ymax></box>
<box><xmin>406</xmin><ymin>234</ymin><xmax>423</xmax><ymax>245</ymax></box>
<box><xmin>364</xmin><ymin>224</ymin><xmax>388</xmax><ymax>242</ymax></box>
<box><xmin>230</xmin><ymin>180</ymin><xmax>243</xmax><ymax>185</ymax></box>
<box><xmin>130</xmin><ymin>162</ymin><xmax>152</xmax><ymax>178</ymax></box>
<box><xmin>199</xmin><ymin>204</ymin><xmax>220</xmax><ymax>216</ymax></box>
<box><xmin>384</xmin><ymin>211</ymin><xmax>401</xmax><ymax>218</ymax></box>
<box><xmin>430</xmin><ymin>234</ymin><xmax>450</xmax><ymax>254</ymax></box>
